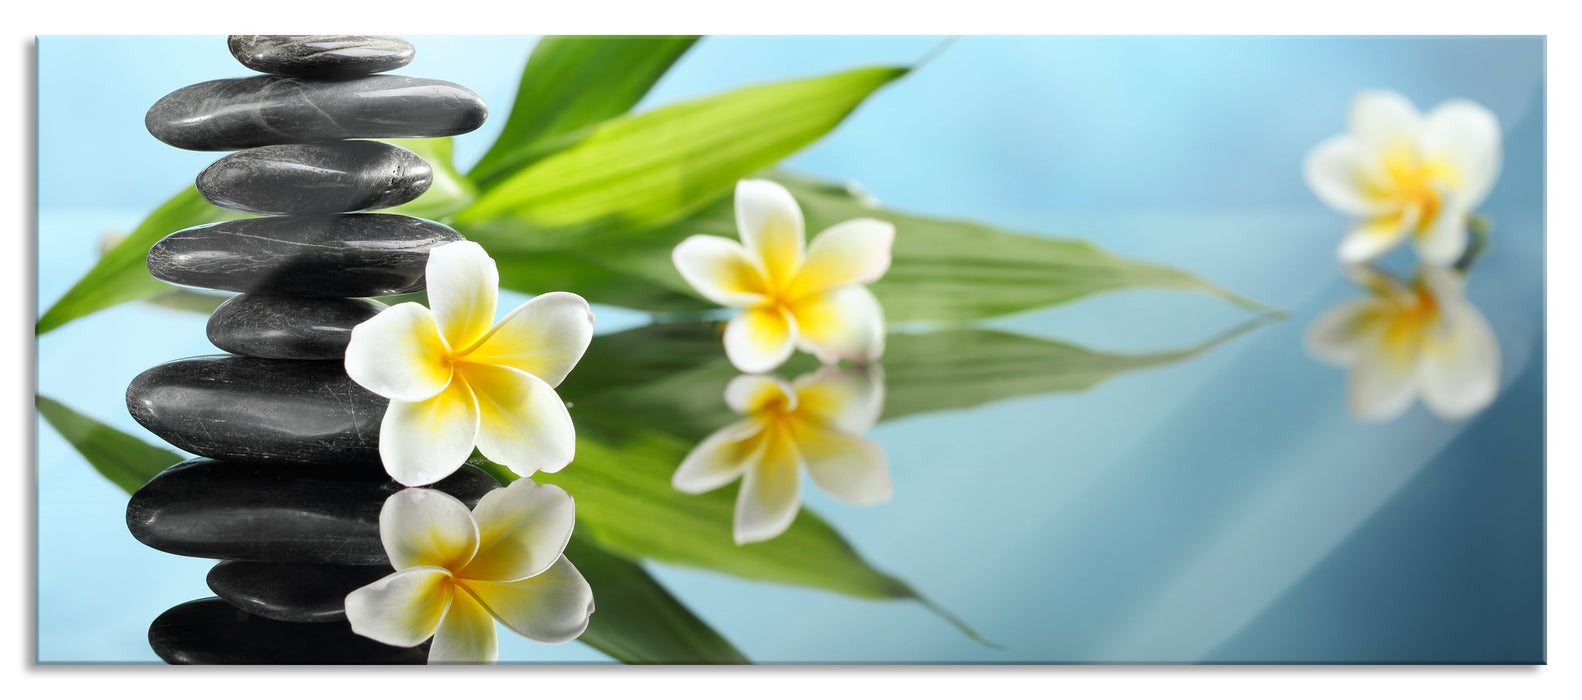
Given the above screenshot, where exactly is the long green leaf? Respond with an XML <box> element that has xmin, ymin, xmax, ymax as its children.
<box><xmin>525</xmin><ymin>428</ymin><xmax>914</xmax><ymax>601</ymax></box>
<box><xmin>35</xmin><ymin>395</ymin><xmax>183</xmax><ymax>494</ymax></box>
<box><xmin>455</xmin><ymin>66</ymin><xmax>908</xmax><ymax>240</ymax></box>
<box><xmin>469</xmin><ymin>36</ymin><xmax>700</xmax><ymax>187</ymax></box>
<box><xmin>512</xmin><ymin>172</ymin><xmax>1273</xmax><ymax>321</ymax></box>
<box><xmin>36</xmin><ymin>186</ymin><xmax>244</xmax><ymax>335</ymax></box>
<box><xmin>381</xmin><ymin>138</ymin><xmax>477</xmax><ymax>221</ymax></box>
<box><xmin>566</xmin><ymin>532</ymin><xmax>750</xmax><ymax>664</ymax></box>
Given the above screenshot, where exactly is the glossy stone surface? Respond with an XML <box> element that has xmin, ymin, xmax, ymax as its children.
<box><xmin>127</xmin><ymin>458</ymin><xmax>498</xmax><ymax>565</ymax></box>
<box><xmin>228</xmin><ymin>35</ymin><xmax>414</xmax><ymax>78</ymax></box>
<box><xmin>207</xmin><ymin>295</ymin><xmax>387</xmax><ymax>360</ymax></box>
<box><xmin>126</xmin><ymin>355</ymin><xmax>385</xmax><ymax>464</ymax></box>
<box><xmin>147</xmin><ymin>214</ymin><xmax>461</xmax><ymax>297</ymax></box>
<box><xmin>197</xmin><ymin>141</ymin><xmax>432</xmax><ymax>215</ymax></box>
<box><xmin>149</xmin><ymin>597</ymin><xmax>427</xmax><ymax>664</ymax></box>
<box><xmin>207</xmin><ymin>561</ymin><xmax>391</xmax><ymax>623</ymax></box>
<box><xmin>146</xmin><ymin>75</ymin><xmax>487</xmax><ymax>151</ymax></box>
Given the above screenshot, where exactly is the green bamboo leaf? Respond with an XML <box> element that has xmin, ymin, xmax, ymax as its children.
<box><xmin>455</xmin><ymin>66</ymin><xmax>908</xmax><ymax>241</ymax></box>
<box><xmin>469</xmin><ymin>36</ymin><xmax>700</xmax><ymax>187</ymax></box>
<box><xmin>521</xmin><ymin>428</ymin><xmax>914</xmax><ymax>601</ymax></box>
<box><xmin>477</xmin><ymin>172</ymin><xmax>1274</xmax><ymax>321</ymax></box>
<box><xmin>35</xmin><ymin>395</ymin><xmax>182</xmax><ymax>494</ymax></box>
<box><xmin>36</xmin><ymin>186</ymin><xmax>245</xmax><ymax>335</ymax></box>
<box><xmin>380</xmin><ymin>138</ymin><xmax>477</xmax><ymax>222</ymax></box>
<box><xmin>566</xmin><ymin>532</ymin><xmax>751</xmax><ymax>664</ymax></box>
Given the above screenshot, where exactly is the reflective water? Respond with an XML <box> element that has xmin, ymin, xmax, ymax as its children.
<box><xmin>35</xmin><ymin>36</ymin><xmax>1543</xmax><ymax>663</ymax></box>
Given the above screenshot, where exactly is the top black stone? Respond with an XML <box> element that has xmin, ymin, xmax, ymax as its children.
<box><xmin>228</xmin><ymin>35</ymin><xmax>415</xmax><ymax>78</ymax></box>
<box><xmin>146</xmin><ymin>75</ymin><xmax>487</xmax><ymax>151</ymax></box>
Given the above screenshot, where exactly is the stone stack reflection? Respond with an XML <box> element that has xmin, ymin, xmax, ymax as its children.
<box><xmin>124</xmin><ymin>35</ymin><xmax>487</xmax><ymax>664</ymax></box>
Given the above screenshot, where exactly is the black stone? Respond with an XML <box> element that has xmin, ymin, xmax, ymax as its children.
<box><xmin>126</xmin><ymin>458</ymin><xmax>498</xmax><ymax>565</ymax></box>
<box><xmin>197</xmin><ymin>141</ymin><xmax>432</xmax><ymax>215</ymax></box>
<box><xmin>126</xmin><ymin>355</ymin><xmax>385</xmax><ymax>465</ymax></box>
<box><xmin>207</xmin><ymin>561</ymin><xmax>392</xmax><ymax>623</ymax></box>
<box><xmin>146</xmin><ymin>75</ymin><xmax>487</xmax><ymax>151</ymax></box>
<box><xmin>147</xmin><ymin>214</ymin><xmax>462</xmax><ymax>297</ymax></box>
<box><xmin>207</xmin><ymin>295</ymin><xmax>387</xmax><ymax>360</ymax></box>
<box><xmin>149</xmin><ymin>597</ymin><xmax>428</xmax><ymax>664</ymax></box>
<box><xmin>228</xmin><ymin>35</ymin><xmax>415</xmax><ymax>79</ymax></box>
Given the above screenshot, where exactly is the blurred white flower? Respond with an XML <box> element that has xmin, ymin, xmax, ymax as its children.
<box><xmin>1304</xmin><ymin>90</ymin><xmax>1500</xmax><ymax>267</ymax></box>
<box><xmin>1307</xmin><ymin>266</ymin><xmax>1499</xmax><ymax>421</ymax></box>
<box><xmin>672</xmin><ymin>366</ymin><xmax>889</xmax><ymax>544</ymax></box>
<box><xmin>344</xmin><ymin>480</ymin><xmax>594</xmax><ymax>664</ymax></box>
<box><xmin>672</xmin><ymin>179</ymin><xmax>893</xmax><ymax>373</ymax></box>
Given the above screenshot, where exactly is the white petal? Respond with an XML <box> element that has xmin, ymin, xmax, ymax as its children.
<box><xmin>379</xmin><ymin>379</ymin><xmax>480</xmax><ymax>487</ymax></box>
<box><xmin>788</xmin><ymin>285</ymin><xmax>887</xmax><ymax>364</ymax></box>
<box><xmin>1338</xmin><ymin>205</ymin><xmax>1418</xmax><ymax>264</ymax></box>
<box><xmin>733</xmin><ymin>426</ymin><xmax>802</xmax><ymax>545</ymax></box>
<box><xmin>723</xmin><ymin>306</ymin><xmax>797</xmax><ymax>374</ymax></box>
<box><xmin>344</xmin><ymin>302</ymin><xmax>453</xmax><ymax>403</ymax></box>
<box><xmin>789</xmin><ymin>218</ymin><xmax>895</xmax><ymax>298</ymax></box>
<box><xmin>460</xmin><ymin>363</ymin><xmax>577</xmax><ymax>477</ymax></box>
<box><xmin>428</xmin><ymin>587</ymin><xmax>498</xmax><ymax>663</ymax></box>
<box><xmin>1303</xmin><ymin>136</ymin><xmax>1395</xmax><ymax>217</ymax></box>
<box><xmin>380</xmin><ymin>487</ymin><xmax>480</xmax><ymax>572</ymax></box>
<box><xmin>1414</xmin><ymin>195</ymin><xmax>1469</xmax><ymax>267</ymax></box>
<box><xmin>425</xmin><ymin>241</ymin><xmax>499</xmax><ymax>352</ymax></box>
<box><xmin>735</xmin><ymin>179</ymin><xmax>805</xmax><ymax>289</ymax></box>
<box><xmin>1306</xmin><ymin>300</ymin><xmax>1386</xmax><ymax>365</ymax></box>
<box><xmin>1422</xmin><ymin>99</ymin><xmax>1502</xmax><ymax>208</ymax></box>
<box><xmin>1349</xmin><ymin>90</ymin><xmax>1423</xmax><ymax>152</ymax></box>
<box><xmin>791</xmin><ymin>364</ymin><xmax>886</xmax><ymax>433</ymax></box>
<box><xmin>724</xmin><ymin>374</ymin><xmax>797</xmax><ymax>415</ymax></box>
<box><xmin>463</xmin><ymin>556</ymin><xmax>595</xmax><ymax>644</ymax></box>
<box><xmin>671</xmin><ymin>235</ymin><xmax>770</xmax><ymax>307</ymax></box>
<box><xmin>1348</xmin><ymin>348</ymin><xmax>1418</xmax><ymax>422</ymax></box>
<box><xmin>460</xmin><ymin>478</ymin><xmax>576</xmax><ymax>583</ymax></box>
<box><xmin>672</xmin><ymin>419</ymin><xmax>765</xmax><ymax>494</ymax></box>
<box><xmin>344</xmin><ymin>567</ymin><xmax>453</xmax><ymax>648</ymax></box>
<box><xmin>1418</xmin><ymin>302</ymin><xmax>1500</xmax><ymax>420</ymax></box>
<box><xmin>791</xmin><ymin>418</ymin><xmax>890</xmax><ymax>505</ymax></box>
<box><xmin>462</xmin><ymin>291</ymin><xmax>595</xmax><ymax>387</ymax></box>
<box><xmin>1418</xmin><ymin>264</ymin><xmax>1469</xmax><ymax>306</ymax></box>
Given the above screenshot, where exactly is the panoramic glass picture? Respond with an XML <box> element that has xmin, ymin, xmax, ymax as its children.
<box><xmin>34</xmin><ymin>35</ymin><xmax>1544</xmax><ymax>664</ymax></box>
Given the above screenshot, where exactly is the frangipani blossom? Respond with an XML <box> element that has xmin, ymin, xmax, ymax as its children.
<box><xmin>1307</xmin><ymin>265</ymin><xmax>1499</xmax><ymax>421</ymax></box>
<box><xmin>344</xmin><ymin>479</ymin><xmax>594</xmax><ymax>664</ymax></box>
<box><xmin>673</xmin><ymin>366</ymin><xmax>889</xmax><ymax>544</ymax></box>
<box><xmin>1304</xmin><ymin>90</ymin><xmax>1501</xmax><ymax>267</ymax></box>
<box><xmin>345</xmin><ymin>241</ymin><xmax>594</xmax><ymax>486</ymax></box>
<box><xmin>672</xmin><ymin>179</ymin><xmax>894</xmax><ymax>373</ymax></box>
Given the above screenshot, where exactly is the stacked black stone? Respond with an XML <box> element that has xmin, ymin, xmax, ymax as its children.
<box><xmin>125</xmin><ymin>35</ymin><xmax>487</xmax><ymax>665</ymax></box>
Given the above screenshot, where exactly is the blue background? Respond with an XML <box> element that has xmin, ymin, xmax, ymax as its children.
<box><xmin>36</xmin><ymin>36</ymin><xmax>1544</xmax><ymax>663</ymax></box>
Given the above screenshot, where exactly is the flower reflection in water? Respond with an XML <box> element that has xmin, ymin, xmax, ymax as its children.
<box><xmin>1307</xmin><ymin>265</ymin><xmax>1499</xmax><ymax>421</ymax></box>
<box><xmin>673</xmin><ymin>365</ymin><xmax>889</xmax><ymax>544</ymax></box>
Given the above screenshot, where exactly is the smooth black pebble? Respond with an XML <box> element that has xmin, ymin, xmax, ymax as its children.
<box><xmin>207</xmin><ymin>295</ymin><xmax>387</xmax><ymax>360</ymax></box>
<box><xmin>146</xmin><ymin>75</ymin><xmax>486</xmax><ymax>151</ymax></box>
<box><xmin>147</xmin><ymin>214</ymin><xmax>461</xmax><ymax>297</ymax></box>
<box><xmin>228</xmin><ymin>35</ymin><xmax>415</xmax><ymax>79</ymax></box>
<box><xmin>197</xmin><ymin>141</ymin><xmax>432</xmax><ymax>215</ymax></box>
<box><xmin>149</xmin><ymin>597</ymin><xmax>428</xmax><ymax>664</ymax></box>
<box><xmin>126</xmin><ymin>458</ymin><xmax>498</xmax><ymax>565</ymax></box>
<box><xmin>207</xmin><ymin>561</ymin><xmax>393</xmax><ymax>623</ymax></box>
<box><xmin>126</xmin><ymin>355</ymin><xmax>385</xmax><ymax>465</ymax></box>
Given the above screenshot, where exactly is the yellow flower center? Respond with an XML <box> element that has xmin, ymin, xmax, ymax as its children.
<box><xmin>1377</xmin><ymin>142</ymin><xmax>1459</xmax><ymax>236</ymax></box>
<box><xmin>1378</xmin><ymin>277</ymin><xmax>1442</xmax><ymax>366</ymax></box>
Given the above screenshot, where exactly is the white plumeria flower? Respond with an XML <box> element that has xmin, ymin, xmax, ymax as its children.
<box><xmin>344</xmin><ymin>479</ymin><xmax>594</xmax><ymax>664</ymax></box>
<box><xmin>673</xmin><ymin>366</ymin><xmax>889</xmax><ymax>544</ymax></box>
<box><xmin>1307</xmin><ymin>265</ymin><xmax>1499</xmax><ymax>422</ymax></box>
<box><xmin>672</xmin><ymin>179</ymin><xmax>895</xmax><ymax>374</ymax></box>
<box><xmin>1304</xmin><ymin>90</ymin><xmax>1500</xmax><ymax>267</ymax></box>
<box><xmin>345</xmin><ymin>241</ymin><xmax>595</xmax><ymax>486</ymax></box>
